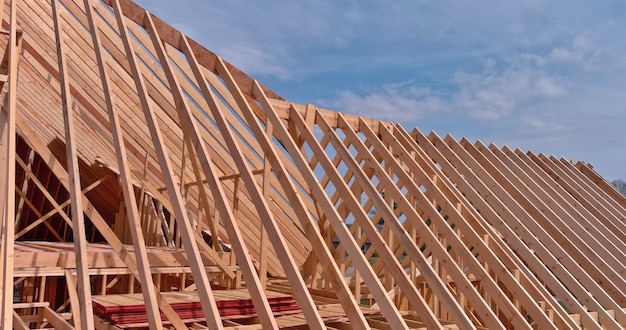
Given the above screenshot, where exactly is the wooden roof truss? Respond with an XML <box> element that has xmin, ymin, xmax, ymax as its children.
<box><xmin>0</xmin><ymin>0</ymin><xmax>625</xmax><ymax>328</ymax></box>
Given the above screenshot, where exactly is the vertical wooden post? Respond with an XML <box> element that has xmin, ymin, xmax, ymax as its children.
<box><xmin>0</xmin><ymin>1</ymin><xmax>19</xmax><ymax>326</ymax></box>
<box><xmin>64</xmin><ymin>270</ymin><xmax>81</xmax><ymax>326</ymax></box>
<box><xmin>0</xmin><ymin>99</ymin><xmax>7</xmax><ymax>226</ymax></box>
<box><xmin>184</xmin><ymin>135</ymin><xmax>220</xmax><ymax>250</ymax></box>
<box><xmin>50</xmin><ymin>0</ymin><xmax>95</xmax><ymax>327</ymax></box>
<box><xmin>260</xmin><ymin>122</ymin><xmax>272</xmax><ymax>289</ymax></box>
<box><xmin>14</xmin><ymin>149</ymin><xmax>34</xmax><ymax>229</ymax></box>
<box><xmin>353</xmin><ymin>225</ymin><xmax>361</xmax><ymax>302</ymax></box>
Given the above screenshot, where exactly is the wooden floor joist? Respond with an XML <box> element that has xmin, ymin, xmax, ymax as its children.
<box><xmin>1</xmin><ymin>0</ymin><xmax>624</xmax><ymax>328</ymax></box>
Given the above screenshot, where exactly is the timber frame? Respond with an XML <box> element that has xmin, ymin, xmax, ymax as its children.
<box><xmin>0</xmin><ymin>0</ymin><xmax>624</xmax><ymax>328</ymax></box>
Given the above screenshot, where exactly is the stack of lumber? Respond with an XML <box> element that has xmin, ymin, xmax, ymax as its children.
<box><xmin>92</xmin><ymin>289</ymin><xmax>300</xmax><ymax>327</ymax></box>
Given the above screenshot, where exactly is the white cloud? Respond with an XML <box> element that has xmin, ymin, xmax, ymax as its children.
<box><xmin>323</xmin><ymin>84</ymin><xmax>446</xmax><ymax>122</ymax></box>
<box><xmin>217</xmin><ymin>45</ymin><xmax>292</xmax><ymax>80</ymax></box>
<box><xmin>323</xmin><ymin>54</ymin><xmax>567</xmax><ymax>122</ymax></box>
<box><xmin>136</xmin><ymin>0</ymin><xmax>364</xmax><ymax>80</ymax></box>
<box><xmin>535</xmin><ymin>77</ymin><xmax>566</xmax><ymax>97</ymax></box>
<box><xmin>549</xmin><ymin>47</ymin><xmax>578</xmax><ymax>61</ymax></box>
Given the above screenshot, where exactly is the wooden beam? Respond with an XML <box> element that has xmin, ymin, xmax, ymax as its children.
<box><xmin>557</xmin><ymin>158</ymin><xmax>626</xmax><ymax>218</ymax></box>
<box><xmin>12</xmin><ymin>310</ymin><xmax>30</xmax><ymax>330</ymax></box>
<box><xmin>471</xmin><ymin>143</ymin><xmax>626</xmax><ymax>312</ymax></box>
<box><xmin>338</xmin><ymin>115</ymin><xmax>516</xmax><ymax>328</ymax></box>
<box><xmin>64</xmin><ymin>270</ymin><xmax>81</xmax><ymax>326</ymax></box>
<box><xmin>14</xmin><ymin>153</ymin><xmax>76</xmax><ymax>223</ymax></box>
<box><xmin>51</xmin><ymin>0</ymin><xmax>94</xmax><ymax>327</ymax></box>
<box><xmin>14</xmin><ymin>149</ymin><xmax>34</xmax><ymax>229</ymax></box>
<box><xmin>467</xmin><ymin>141</ymin><xmax>626</xmax><ymax>296</ymax></box>
<box><xmin>319</xmin><ymin>112</ymin><xmax>501</xmax><ymax>328</ymax></box>
<box><xmin>127</xmin><ymin>174</ymin><xmax>236</xmax><ymax>279</ymax></box>
<box><xmin>413</xmin><ymin>129</ymin><xmax>602</xmax><ymax>330</ymax></box>
<box><xmin>576</xmin><ymin>161</ymin><xmax>626</xmax><ymax>207</ymax></box>
<box><xmin>14</xmin><ymin>174</ymin><xmax>111</xmax><ymax>240</ymax></box>
<box><xmin>43</xmin><ymin>305</ymin><xmax>75</xmax><ymax>330</ymax></box>
<box><xmin>99</xmin><ymin>0</ymin><xmax>283</xmax><ymax>101</ymax></box>
<box><xmin>553</xmin><ymin>157</ymin><xmax>626</xmax><ymax>233</ymax></box>
<box><xmin>259</xmin><ymin>114</ymin><xmax>273</xmax><ymax>289</ymax></box>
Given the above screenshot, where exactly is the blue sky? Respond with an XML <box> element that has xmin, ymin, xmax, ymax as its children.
<box><xmin>135</xmin><ymin>0</ymin><xmax>626</xmax><ymax>180</ymax></box>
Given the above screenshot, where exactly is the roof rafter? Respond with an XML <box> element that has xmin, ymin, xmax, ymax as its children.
<box><xmin>2</xmin><ymin>0</ymin><xmax>625</xmax><ymax>328</ymax></box>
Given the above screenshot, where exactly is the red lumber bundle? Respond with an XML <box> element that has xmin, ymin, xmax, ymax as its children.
<box><xmin>93</xmin><ymin>289</ymin><xmax>300</xmax><ymax>326</ymax></box>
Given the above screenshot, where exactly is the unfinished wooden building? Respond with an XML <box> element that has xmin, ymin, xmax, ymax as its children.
<box><xmin>0</xmin><ymin>0</ymin><xmax>625</xmax><ymax>328</ymax></box>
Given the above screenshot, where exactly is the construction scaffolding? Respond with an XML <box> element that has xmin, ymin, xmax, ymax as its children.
<box><xmin>0</xmin><ymin>0</ymin><xmax>625</xmax><ymax>328</ymax></box>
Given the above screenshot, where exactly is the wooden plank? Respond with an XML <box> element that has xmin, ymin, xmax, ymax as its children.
<box><xmin>43</xmin><ymin>305</ymin><xmax>75</xmax><ymax>330</ymax></box>
<box><xmin>108</xmin><ymin>0</ymin><xmax>223</xmax><ymax>328</ymax></box>
<box><xmin>12</xmin><ymin>310</ymin><xmax>30</xmax><ymax>330</ymax></box>
<box><xmin>576</xmin><ymin>161</ymin><xmax>626</xmax><ymax>207</ymax></box>
<box><xmin>79</xmin><ymin>0</ymin><xmax>163</xmax><ymax>328</ymax></box>
<box><xmin>64</xmin><ymin>270</ymin><xmax>81</xmax><ymax>326</ymax></box>
<box><xmin>150</xmin><ymin>22</ymin><xmax>278</xmax><ymax>329</ymax></box>
<box><xmin>13</xmin><ymin>302</ymin><xmax>50</xmax><ymax>309</ymax></box>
